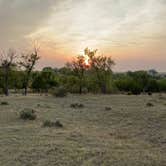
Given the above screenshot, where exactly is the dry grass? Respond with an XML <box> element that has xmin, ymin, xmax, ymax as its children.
<box><xmin>0</xmin><ymin>94</ymin><xmax>166</xmax><ymax>166</ymax></box>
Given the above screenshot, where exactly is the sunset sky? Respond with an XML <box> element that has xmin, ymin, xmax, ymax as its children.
<box><xmin>0</xmin><ymin>0</ymin><xmax>166</xmax><ymax>71</ymax></box>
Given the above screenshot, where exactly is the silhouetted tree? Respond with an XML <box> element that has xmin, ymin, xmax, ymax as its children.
<box><xmin>0</xmin><ymin>49</ymin><xmax>17</xmax><ymax>96</ymax></box>
<box><xmin>20</xmin><ymin>47</ymin><xmax>40</xmax><ymax>95</ymax></box>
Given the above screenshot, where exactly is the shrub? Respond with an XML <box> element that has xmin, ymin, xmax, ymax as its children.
<box><xmin>146</xmin><ymin>79</ymin><xmax>159</xmax><ymax>92</ymax></box>
<box><xmin>105</xmin><ymin>107</ymin><xmax>112</xmax><ymax>111</ymax></box>
<box><xmin>52</xmin><ymin>87</ymin><xmax>67</xmax><ymax>97</ymax></box>
<box><xmin>158</xmin><ymin>79</ymin><xmax>166</xmax><ymax>92</ymax></box>
<box><xmin>130</xmin><ymin>84</ymin><xmax>142</xmax><ymax>95</ymax></box>
<box><xmin>127</xmin><ymin>92</ymin><xmax>132</xmax><ymax>95</ymax></box>
<box><xmin>148</xmin><ymin>92</ymin><xmax>152</xmax><ymax>96</ymax></box>
<box><xmin>146</xmin><ymin>102</ymin><xmax>154</xmax><ymax>107</ymax></box>
<box><xmin>37</xmin><ymin>104</ymin><xmax>41</xmax><ymax>107</ymax></box>
<box><xmin>43</xmin><ymin>120</ymin><xmax>63</xmax><ymax>128</ymax></box>
<box><xmin>20</xmin><ymin>108</ymin><xmax>37</xmax><ymax>120</ymax></box>
<box><xmin>70</xmin><ymin>103</ymin><xmax>84</xmax><ymax>109</ymax></box>
<box><xmin>0</xmin><ymin>101</ymin><xmax>8</xmax><ymax>105</ymax></box>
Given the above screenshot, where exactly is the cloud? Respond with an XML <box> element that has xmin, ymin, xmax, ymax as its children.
<box><xmin>0</xmin><ymin>0</ymin><xmax>61</xmax><ymax>47</ymax></box>
<box><xmin>0</xmin><ymin>0</ymin><xmax>166</xmax><ymax>71</ymax></box>
<box><xmin>31</xmin><ymin>0</ymin><xmax>166</xmax><ymax>46</ymax></box>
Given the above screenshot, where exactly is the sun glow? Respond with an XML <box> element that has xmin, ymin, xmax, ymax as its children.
<box><xmin>84</xmin><ymin>54</ymin><xmax>90</xmax><ymax>66</ymax></box>
<box><xmin>79</xmin><ymin>50</ymin><xmax>90</xmax><ymax>66</ymax></box>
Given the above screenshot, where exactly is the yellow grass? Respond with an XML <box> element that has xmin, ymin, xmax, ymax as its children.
<box><xmin>0</xmin><ymin>94</ymin><xmax>166</xmax><ymax>166</ymax></box>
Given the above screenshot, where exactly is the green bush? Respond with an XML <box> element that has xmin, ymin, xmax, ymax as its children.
<box><xmin>20</xmin><ymin>108</ymin><xmax>37</xmax><ymax>120</ymax></box>
<box><xmin>115</xmin><ymin>78</ymin><xmax>142</xmax><ymax>94</ymax></box>
<box><xmin>0</xmin><ymin>101</ymin><xmax>9</xmax><ymax>105</ymax></box>
<box><xmin>148</xmin><ymin>92</ymin><xmax>152</xmax><ymax>95</ymax></box>
<box><xmin>51</xmin><ymin>87</ymin><xmax>67</xmax><ymax>97</ymax></box>
<box><xmin>70</xmin><ymin>103</ymin><xmax>84</xmax><ymax>108</ymax></box>
<box><xmin>146</xmin><ymin>79</ymin><xmax>159</xmax><ymax>92</ymax></box>
<box><xmin>105</xmin><ymin>107</ymin><xmax>112</xmax><ymax>111</ymax></box>
<box><xmin>158</xmin><ymin>79</ymin><xmax>166</xmax><ymax>92</ymax></box>
<box><xmin>43</xmin><ymin>120</ymin><xmax>63</xmax><ymax>128</ymax></box>
<box><xmin>146</xmin><ymin>102</ymin><xmax>154</xmax><ymax>107</ymax></box>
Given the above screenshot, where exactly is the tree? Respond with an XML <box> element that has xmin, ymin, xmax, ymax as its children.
<box><xmin>31</xmin><ymin>70</ymin><xmax>58</xmax><ymax>93</ymax></box>
<box><xmin>0</xmin><ymin>49</ymin><xmax>17</xmax><ymax>96</ymax></box>
<box><xmin>127</xmin><ymin>71</ymin><xmax>150</xmax><ymax>92</ymax></box>
<box><xmin>85</xmin><ymin>48</ymin><xmax>115</xmax><ymax>94</ymax></box>
<box><xmin>66</xmin><ymin>55</ymin><xmax>88</xmax><ymax>94</ymax></box>
<box><xmin>20</xmin><ymin>47</ymin><xmax>40</xmax><ymax>95</ymax></box>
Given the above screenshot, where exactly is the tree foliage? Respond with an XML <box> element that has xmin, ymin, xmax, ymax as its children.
<box><xmin>0</xmin><ymin>47</ymin><xmax>165</xmax><ymax>96</ymax></box>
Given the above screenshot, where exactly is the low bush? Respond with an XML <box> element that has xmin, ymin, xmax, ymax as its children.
<box><xmin>70</xmin><ymin>103</ymin><xmax>84</xmax><ymax>109</ymax></box>
<box><xmin>37</xmin><ymin>104</ymin><xmax>41</xmax><ymax>107</ymax></box>
<box><xmin>20</xmin><ymin>108</ymin><xmax>37</xmax><ymax>120</ymax></box>
<box><xmin>105</xmin><ymin>107</ymin><xmax>112</xmax><ymax>111</ymax></box>
<box><xmin>146</xmin><ymin>102</ymin><xmax>154</xmax><ymax>107</ymax></box>
<box><xmin>43</xmin><ymin>120</ymin><xmax>63</xmax><ymax>128</ymax></box>
<box><xmin>51</xmin><ymin>87</ymin><xmax>67</xmax><ymax>97</ymax></box>
<box><xmin>148</xmin><ymin>92</ymin><xmax>152</xmax><ymax>96</ymax></box>
<box><xmin>0</xmin><ymin>101</ymin><xmax>9</xmax><ymax>105</ymax></box>
<box><xmin>127</xmin><ymin>92</ymin><xmax>132</xmax><ymax>95</ymax></box>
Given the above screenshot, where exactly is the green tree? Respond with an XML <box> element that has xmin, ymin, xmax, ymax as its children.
<box><xmin>32</xmin><ymin>70</ymin><xmax>58</xmax><ymax>93</ymax></box>
<box><xmin>85</xmin><ymin>48</ymin><xmax>115</xmax><ymax>94</ymax></box>
<box><xmin>66</xmin><ymin>55</ymin><xmax>88</xmax><ymax>94</ymax></box>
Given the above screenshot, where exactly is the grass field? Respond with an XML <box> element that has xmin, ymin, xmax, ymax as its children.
<box><xmin>0</xmin><ymin>94</ymin><xmax>166</xmax><ymax>166</ymax></box>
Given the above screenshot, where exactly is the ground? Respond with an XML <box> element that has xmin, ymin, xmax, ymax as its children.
<box><xmin>0</xmin><ymin>94</ymin><xmax>166</xmax><ymax>166</ymax></box>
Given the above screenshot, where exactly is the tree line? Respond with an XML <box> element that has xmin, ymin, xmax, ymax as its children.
<box><xmin>0</xmin><ymin>48</ymin><xmax>166</xmax><ymax>96</ymax></box>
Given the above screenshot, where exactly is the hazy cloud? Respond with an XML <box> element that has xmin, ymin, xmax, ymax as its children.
<box><xmin>0</xmin><ymin>0</ymin><xmax>61</xmax><ymax>46</ymax></box>
<box><xmin>0</xmin><ymin>0</ymin><xmax>166</xmax><ymax>71</ymax></box>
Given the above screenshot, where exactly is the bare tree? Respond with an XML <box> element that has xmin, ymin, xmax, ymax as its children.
<box><xmin>20</xmin><ymin>46</ymin><xmax>40</xmax><ymax>95</ymax></box>
<box><xmin>0</xmin><ymin>49</ymin><xmax>17</xmax><ymax>96</ymax></box>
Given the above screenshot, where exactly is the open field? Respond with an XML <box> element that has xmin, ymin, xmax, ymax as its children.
<box><xmin>0</xmin><ymin>94</ymin><xmax>166</xmax><ymax>166</ymax></box>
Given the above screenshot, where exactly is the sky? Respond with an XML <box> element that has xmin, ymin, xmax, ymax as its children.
<box><xmin>0</xmin><ymin>0</ymin><xmax>166</xmax><ymax>71</ymax></box>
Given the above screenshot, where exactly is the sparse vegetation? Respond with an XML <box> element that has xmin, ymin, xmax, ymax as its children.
<box><xmin>0</xmin><ymin>94</ymin><xmax>166</xmax><ymax>165</ymax></box>
<box><xmin>70</xmin><ymin>103</ymin><xmax>84</xmax><ymax>108</ymax></box>
<box><xmin>105</xmin><ymin>106</ymin><xmax>112</xmax><ymax>111</ymax></box>
<box><xmin>43</xmin><ymin>120</ymin><xmax>63</xmax><ymax>128</ymax></box>
<box><xmin>19</xmin><ymin>108</ymin><xmax>37</xmax><ymax>120</ymax></box>
<box><xmin>146</xmin><ymin>102</ymin><xmax>154</xmax><ymax>107</ymax></box>
<box><xmin>0</xmin><ymin>101</ymin><xmax>8</xmax><ymax>105</ymax></box>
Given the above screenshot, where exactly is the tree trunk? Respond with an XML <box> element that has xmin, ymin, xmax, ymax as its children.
<box><xmin>101</xmin><ymin>83</ymin><xmax>107</xmax><ymax>94</ymax></box>
<box><xmin>4</xmin><ymin>68</ymin><xmax>9</xmax><ymax>96</ymax></box>
<box><xmin>23</xmin><ymin>78</ymin><xmax>28</xmax><ymax>96</ymax></box>
<box><xmin>24</xmin><ymin>86</ymin><xmax>27</xmax><ymax>96</ymax></box>
<box><xmin>79</xmin><ymin>84</ymin><xmax>82</xmax><ymax>94</ymax></box>
<box><xmin>23</xmin><ymin>72</ymin><xmax>30</xmax><ymax>96</ymax></box>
